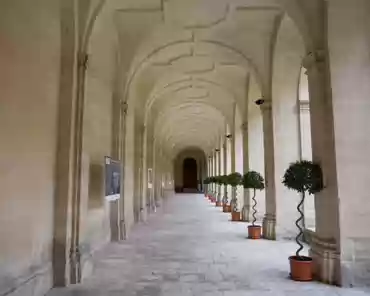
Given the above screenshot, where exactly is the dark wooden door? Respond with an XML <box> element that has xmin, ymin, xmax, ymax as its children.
<box><xmin>183</xmin><ymin>158</ymin><xmax>197</xmax><ymax>189</ymax></box>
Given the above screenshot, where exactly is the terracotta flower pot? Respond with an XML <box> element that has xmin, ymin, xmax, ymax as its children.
<box><xmin>289</xmin><ymin>256</ymin><xmax>313</xmax><ymax>281</ymax></box>
<box><xmin>248</xmin><ymin>225</ymin><xmax>262</xmax><ymax>239</ymax></box>
<box><xmin>222</xmin><ymin>204</ymin><xmax>228</xmax><ymax>212</ymax></box>
<box><xmin>226</xmin><ymin>205</ymin><xmax>232</xmax><ymax>213</ymax></box>
<box><xmin>215</xmin><ymin>201</ymin><xmax>222</xmax><ymax>207</ymax></box>
<box><xmin>231</xmin><ymin>211</ymin><xmax>241</xmax><ymax>221</ymax></box>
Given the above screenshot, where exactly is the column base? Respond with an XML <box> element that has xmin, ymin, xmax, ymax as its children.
<box><xmin>68</xmin><ymin>247</ymin><xmax>81</xmax><ymax>284</ymax></box>
<box><xmin>139</xmin><ymin>208</ymin><xmax>147</xmax><ymax>222</ymax></box>
<box><xmin>309</xmin><ymin>234</ymin><xmax>340</xmax><ymax>286</ymax></box>
<box><xmin>262</xmin><ymin>214</ymin><xmax>276</xmax><ymax>240</ymax></box>
<box><xmin>241</xmin><ymin>205</ymin><xmax>250</xmax><ymax>222</ymax></box>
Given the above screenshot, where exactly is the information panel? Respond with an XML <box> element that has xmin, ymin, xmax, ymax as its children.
<box><xmin>105</xmin><ymin>156</ymin><xmax>121</xmax><ymax>201</ymax></box>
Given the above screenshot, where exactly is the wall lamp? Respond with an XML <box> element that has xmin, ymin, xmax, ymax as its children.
<box><xmin>255</xmin><ymin>98</ymin><xmax>265</xmax><ymax>106</ymax></box>
<box><xmin>226</xmin><ymin>134</ymin><xmax>232</xmax><ymax>139</ymax></box>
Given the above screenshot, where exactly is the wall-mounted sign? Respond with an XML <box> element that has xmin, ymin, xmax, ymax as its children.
<box><xmin>105</xmin><ymin>156</ymin><xmax>121</xmax><ymax>201</ymax></box>
<box><xmin>148</xmin><ymin>168</ymin><xmax>153</xmax><ymax>189</ymax></box>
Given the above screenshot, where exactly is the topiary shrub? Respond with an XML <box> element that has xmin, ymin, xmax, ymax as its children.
<box><xmin>282</xmin><ymin>160</ymin><xmax>324</xmax><ymax>258</ymax></box>
<box><xmin>242</xmin><ymin>171</ymin><xmax>265</xmax><ymax>226</ymax></box>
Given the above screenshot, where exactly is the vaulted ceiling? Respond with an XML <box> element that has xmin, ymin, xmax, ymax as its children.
<box><xmin>91</xmin><ymin>0</ymin><xmax>308</xmax><ymax>157</ymax></box>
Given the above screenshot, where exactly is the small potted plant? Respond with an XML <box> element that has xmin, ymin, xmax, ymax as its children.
<box><xmin>282</xmin><ymin>160</ymin><xmax>324</xmax><ymax>282</ymax></box>
<box><xmin>203</xmin><ymin>177</ymin><xmax>211</xmax><ymax>199</ymax></box>
<box><xmin>209</xmin><ymin>177</ymin><xmax>217</xmax><ymax>203</ymax></box>
<box><xmin>220</xmin><ymin>175</ymin><xmax>230</xmax><ymax>212</ymax></box>
<box><xmin>227</xmin><ymin>172</ymin><xmax>242</xmax><ymax>219</ymax></box>
<box><xmin>214</xmin><ymin>176</ymin><xmax>223</xmax><ymax>207</ymax></box>
<box><xmin>243</xmin><ymin>171</ymin><xmax>265</xmax><ymax>239</ymax></box>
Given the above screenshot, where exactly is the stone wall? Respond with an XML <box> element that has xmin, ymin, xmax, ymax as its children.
<box><xmin>327</xmin><ymin>0</ymin><xmax>370</xmax><ymax>287</ymax></box>
<box><xmin>0</xmin><ymin>1</ymin><xmax>60</xmax><ymax>295</ymax></box>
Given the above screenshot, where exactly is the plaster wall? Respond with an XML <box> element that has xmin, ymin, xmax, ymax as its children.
<box><xmin>123</xmin><ymin>108</ymin><xmax>136</xmax><ymax>233</ymax></box>
<box><xmin>272</xmin><ymin>16</ymin><xmax>305</xmax><ymax>239</ymax></box>
<box><xmin>0</xmin><ymin>1</ymin><xmax>60</xmax><ymax>295</ymax></box>
<box><xmin>298</xmin><ymin>70</ymin><xmax>315</xmax><ymax>230</ymax></box>
<box><xmin>248</xmin><ymin>104</ymin><xmax>265</xmax><ymax>223</ymax></box>
<box><xmin>80</xmin><ymin>9</ymin><xmax>117</xmax><ymax>264</ymax></box>
<box><xmin>327</xmin><ymin>0</ymin><xmax>370</xmax><ymax>287</ymax></box>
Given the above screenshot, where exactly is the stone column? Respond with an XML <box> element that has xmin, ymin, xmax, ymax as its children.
<box><xmin>54</xmin><ymin>2</ymin><xmax>79</xmax><ymax>285</ymax></box>
<box><xmin>223</xmin><ymin>138</ymin><xmax>228</xmax><ymax>204</ymax></box>
<box><xmin>206</xmin><ymin>157</ymin><xmax>210</xmax><ymax>195</ymax></box>
<box><xmin>213</xmin><ymin>150</ymin><xmax>218</xmax><ymax>196</ymax></box>
<box><xmin>241</xmin><ymin>122</ymin><xmax>250</xmax><ymax>221</ymax></box>
<box><xmin>261</xmin><ymin>101</ymin><xmax>277</xmax><ymax>240</ymax></box>
<box><xmin>140</xmin><ymin>125</ymin><xmax>149</xmax><ymax>222</ymax></box>
<box><xmin>109</xmin><ymin>91</ymin><xmax>121</xmax><ymax>242</ymax></box>
<box><xmin>303</xmin><ymin>51</ymin><xmax>341</xmax><ymax>285</ymax></box>
<box><xmin>230</xmin><ymin>104</ymin><xmax>238</xmax><ymax>210</ymax></box>
<box><xmin>217</xmin><ymin>147</ymin><xmax>222</xmax><ymax>203</ymax></box>
<box><xmin>153</xmin><ymin>145</ymin><xmax>160</xmax><ymax>209</ymax></box>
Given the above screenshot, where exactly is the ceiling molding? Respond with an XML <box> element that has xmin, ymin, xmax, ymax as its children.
<box><xmin>182</xmin><ymin>4</ymin><xmax>231</xmax><ymax>30</ymax></box>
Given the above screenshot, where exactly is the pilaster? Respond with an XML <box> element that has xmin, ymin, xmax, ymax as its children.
<box><xmin>241</xmin><ymin>121</ymin><xmax>250</xmax><ymax>221</ymax></box>
<box><xmin>303</xmin><ymin>50</ymin><xmax>341</xmax><ymax>284</ymax></box>
<box><xmin>260</xmin><ymin>100</ymin><xmax>277</xmax><ymax>240</ymax></box>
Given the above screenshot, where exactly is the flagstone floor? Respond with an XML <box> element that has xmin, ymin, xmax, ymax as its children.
<box><xmin>48</xmin><ymin>194</ymin><xmax>370</xmax><ymax>296</ymax></box>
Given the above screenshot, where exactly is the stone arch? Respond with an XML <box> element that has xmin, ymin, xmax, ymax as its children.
<box><xmin>174</xmin><ymin>148</ymin><xmax>206</xmax><ymax>192</ymax></box>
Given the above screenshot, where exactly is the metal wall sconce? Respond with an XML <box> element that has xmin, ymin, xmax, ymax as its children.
<box><xmin>226</xmin><ymin>134</ymin><xmax>232</xmax><ymax>139</ymax></box>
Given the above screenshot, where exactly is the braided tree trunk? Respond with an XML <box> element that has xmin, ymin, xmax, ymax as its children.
<box><xmin>222</xmin><ymin>185</ymin><xmax>228</xmax><ymax>204</ymax></box>
<box><xmin>251</xmin><ymin>188</ymin><xmax>257</xmax><ymax>226</ymax></box>
<box><xmin>232</xmin><ymin>186</ymin><xmax>238</xmax><ymax>212</ymax></box>
<box><xmin>217</xmin><ymin>184</ymin><xmax>222</xmax><ymax>203</ymax></box>
<box><xmin>295</xmin><ymin>192</ymin><xmax>305</xmax><ymax>257</ymax></box>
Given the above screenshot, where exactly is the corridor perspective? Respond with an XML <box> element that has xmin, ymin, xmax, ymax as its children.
<box><xmin>1</xmin><ymin>0</ymin><xmax>370</xmax><ymax>295</ymax></box>
<box><xmin>47</xmin><ymin>194</ymin><xmax>368</xmax><ymax>296</ymax></box>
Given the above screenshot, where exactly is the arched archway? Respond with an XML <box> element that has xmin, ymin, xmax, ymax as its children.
<box><xmin>183</xmin><ymin>158</ymin><xmax>198</xmax><ymax>191</ymax></box>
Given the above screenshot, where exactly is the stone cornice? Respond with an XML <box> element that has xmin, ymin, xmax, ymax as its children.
<box><xmin>259</xmin><ymin>100</ymin><xmax>272</xmax><ymax>112</ymax></box>
<box><xmin>299</xmin><ymin>100</ymin><xmax>310</xmax><ymax>112</ymax></box>
<box><xmin>302</xmin><ymin>50</ymin><xmax>326</xmax><ymax>72</ymax></box>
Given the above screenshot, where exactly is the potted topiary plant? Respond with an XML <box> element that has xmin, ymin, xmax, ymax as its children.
<box><xmin>242</xmin><ymin>171</ymin><xmax>265</xmax><ymax>239</ymax></box>
<box><xmin>203</xmin><ymin>177</ymin><xmax>211</xmax><ymax>199</ymax></box>
<box><xmin>220</xmin><ymin>175</ymin><xmax>230</xmax><ymax>213</ymax></box>
<box><xmin>282</xmin><ymin>160</ymin><xmax>324</xmax><ymax>282</ymax></box>
<box><xmin>227</xmin><ymin>172</ymin><xmax>242</xmax><ymax>220</ymax></box>
<box><xmin>209</xmin><ymin>176</ymin><xmax>217</xmax><ymax>203</ymax></box>
<box><xmin>214</xmin><ymin>176</ymin><xmax>223</xmax><ymax>207</ymax></box>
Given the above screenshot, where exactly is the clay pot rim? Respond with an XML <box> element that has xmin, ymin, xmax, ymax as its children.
<box><xmin>289</xmin><ymin>255</ymin><xmax>312</xmax><ymax>262</ymax></box>
<box><xmin>248</xmin><ymin>225</ymin><xmax>261</xmax><ymax>229</ymax></box>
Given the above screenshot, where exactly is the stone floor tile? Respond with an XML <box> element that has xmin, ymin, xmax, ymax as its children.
<box><xmin>47</xmin><ymin>194</ymin><xmax>370</xmax><ymax>296</ymax></box>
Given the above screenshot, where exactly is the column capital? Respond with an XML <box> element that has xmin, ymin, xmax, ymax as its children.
<box><xmin>121</xmin><ymin>101</ymin><xmax>128</xmax><ymax>115</ymax></box>
<box><xmin>78</xmin><ymin>51</ymin><xmax>89</xmax><ymax>70</ymax></box>
<box><xmin>299</xmin><ymin>100</ymin><xmax>310</xmax><ymax>112</ymax></box>
<box><xmin>302</xmin><ymin>50</ymin><xmax>326</xmax><ymax>73</ymax></box>
<box><xmin>259</xmin><ymin>100</ymin><xmax>272</xmax><ymax>112</ymax></box>
<box><xmin>241</xmin><ymin>122</ymin><xmax>248</xmax><ymax>131</ymax></box>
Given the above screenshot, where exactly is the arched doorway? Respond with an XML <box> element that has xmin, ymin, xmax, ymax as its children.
<box><xmin>183</xmin><ymin>158</ymin><xmax>198</xmax><ymax>191</ymax></box>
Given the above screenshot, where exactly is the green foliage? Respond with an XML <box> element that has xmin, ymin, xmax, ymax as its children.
<box><xmin>220</xmin><ymin>175</ymin><xmax>229</xmax><ymax>185</ymax></box>
<box><xmin>282</xmin><ymin>160</ymin><xmax>324</xmax><ymax>194</ymax></box>
<box><xmin>226</xmin><ymin>172</ymin><xmax>242</xmax><ymax>187</ymax></box>
<box><xmin>214</xmin><ymin>176</ymin><xmax>222</xmax><ymax>185</ymax></box>
<box><xmin>203</xmin><ymin>177</ymin><xmax>211</xmax><ymax>185</ymax></box>
<box><xmin>242</xmin><ymin>171</ymin><xmax>265</xmax><ymax>190</ymax></box>
<box><xmin>209</xmin><ymin>176</ymin><xmax>217</xmax><ymax>184</ymax></box>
